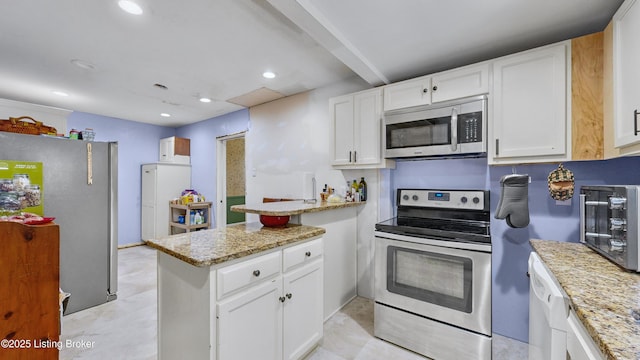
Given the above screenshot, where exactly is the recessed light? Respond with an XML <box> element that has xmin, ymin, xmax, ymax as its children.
<box><xmin>52</xmin><ymin>90</ymin><xmax>69</xmax><ymax>97</ymax></box>
<box><xmin>118</xmin><ymin>0</ymin><xmax>143</xmax><ymax>15</ymax></box>
<box><xmin>199</xmin><ymin>97</ymin><xmax>212</xmax><ymax>103</ymax></box>
<box><xmin>70</xmin><ymin>59</ymin><xmax>95</xmax><ymax>70</ymax></box>
<box><xmin>160</xmin><ymin>113</ymin><xmax>171</xmax><ymax>117</ymax></box>
<box><xmin>262</xmin><ymin>71</ymin><xmax>276</xmax><ymax>79</ymax></box>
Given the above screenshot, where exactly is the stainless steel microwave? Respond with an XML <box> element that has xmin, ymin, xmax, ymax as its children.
<box><xmin>580</xmin><ymin>185</ymin><xmax>640</xmax><ymax>272</ymax></box>
<box><xmin>383</xmin><ymin>95</ymin><xmax>487</xmax><ymax>159</ymax></box>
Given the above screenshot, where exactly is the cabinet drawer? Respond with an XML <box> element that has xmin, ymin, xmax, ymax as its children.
<box><xmin>217</xmin><ymin>251</ymin><xmax>281</xmax><ymax>299</ymax></box>
<box><xmin>283</xmin><ymin>238</ymin><xmax>323</xmax><ymax>273</ymax></box>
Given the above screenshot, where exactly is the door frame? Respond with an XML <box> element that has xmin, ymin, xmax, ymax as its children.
<box><xmin>216</xmin><ymin>131</ymin><xmax>246</xmax><ymax>228</ymax></box>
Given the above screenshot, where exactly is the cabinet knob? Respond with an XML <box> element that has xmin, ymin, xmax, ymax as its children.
<box><xmin>253</xmin><ymin>270</ymin><xmax>261</xmax><ymax>277</ymax></box>
<box><xmin>305</xmin><ymin>251</ymin><xmax>311</xmax><ymax>257</ymax></box>
<box><xmin>432</xmin><ymin>85</ymin><xmax>438</xmax><ymax>92</ymax></box>
<box><xmin>422</xmin><ymin>88</ymin><xmax>428</xmax><ymax>93</ymax></box>
<box><xmin>286</xmin><ymin>293</ymin><xmax>292</xmax><ymax>299</ymax></box>
<box><xmin>279</xmin><ymin>296</ymin><xmax>286</xmax><ymax>303</ymax></box>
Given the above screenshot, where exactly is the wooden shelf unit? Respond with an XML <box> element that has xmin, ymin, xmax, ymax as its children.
<box><xmin>169</xmin><ymin>202</ymin><xmax>212</xmax><ymax>234</ymax></box>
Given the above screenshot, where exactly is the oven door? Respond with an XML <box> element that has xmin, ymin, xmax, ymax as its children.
<box><xmin>375</xmin><ymin>233</ymin><xmax>491</xmax><ymax>336</ymax></box>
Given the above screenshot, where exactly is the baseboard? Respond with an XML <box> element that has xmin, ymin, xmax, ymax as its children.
<box><xmin>118</xmin><ymin>241</ymin><xmax>146</xmax><ymax>249</ymax></box>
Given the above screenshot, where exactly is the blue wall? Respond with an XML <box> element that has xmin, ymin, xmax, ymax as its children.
<box><xmin>390</xmin><ymin>156</ymin><xmax>640</xmax><ymax>342</ymax></box>
<box><xmin>176</xmin><ymin>109</ymin><xmax>250</xmax><ymax>228</ymax></box>
<box><xmin>68</xmin><ymin>109</ymin><xmax>250</xmax><ymax>245</ymax></box>
<box><xmin>68</xmin><ymin>112</ymin><xmax>175</xmax><ymax>245</ymax></box>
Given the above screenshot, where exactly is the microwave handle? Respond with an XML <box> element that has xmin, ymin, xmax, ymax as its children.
<box><xmin>579</xmin><ymin>194</ymin><xmax>586</xmax><ymax>243</ymax></box>
<box><xmin>451</xmin><ymin>108</ymin><xmax>458</xmax><ymax>151</ymax></box>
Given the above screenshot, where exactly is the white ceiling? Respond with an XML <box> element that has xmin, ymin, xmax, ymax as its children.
<box><xmin>0</xmin><ymin>0</ymin><xmax>623</xmax><ymax>127</ymax></box>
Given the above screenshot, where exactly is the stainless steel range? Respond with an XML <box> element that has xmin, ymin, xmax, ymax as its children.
<box><xmin>374</xmin><ymin>189</ymin><xmax>492</xmax><ymax>360</ymax></box>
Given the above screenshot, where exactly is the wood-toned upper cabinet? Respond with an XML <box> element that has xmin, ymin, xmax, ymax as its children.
<box><xmin>489</xmin><ymin>42</ymin><xmax>570</xmax><ymax>164</ymax></box>
<box><xmin>613</xmin><ymin>0</ymin><xmax>640</xmax><ymax>152</ymax></box>
<box><xmin>572</xmin><ymin>32</ymin><xmax>604</xmax><ymax>161</ymax></box>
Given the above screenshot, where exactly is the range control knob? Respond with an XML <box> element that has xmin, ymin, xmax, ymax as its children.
<box><xmin>460</xmin><ymin>196</ymin><xmax>468</xmax><ymax>203</ymax></box>
<box><xmin>412</xmin><ymin>195</ymin><xmax>419</xmax><ymax>201</ymax></box>
<box><xmin>402</xmin><ymin>194</ymin><xmax>409</xmax><ymax>201</ymax></box>
<box><xmin>473</xmin><ymin>197</ymin><xmax>480</xmax><ymax>204</ymax></box>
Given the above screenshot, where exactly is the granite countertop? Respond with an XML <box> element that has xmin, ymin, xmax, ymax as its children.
<box><xmin>530</xmin><ymin>239</ymin><xmax>640</xmax><ymax>360</ymax></box>
<box><xmin>145</xmin><ymin>222</ymin><xmax>325</xmax><ymax>267</ymax></box>
<box><xmin>231</xmin><ymin>200</ymin><xmax>365</xmax><ymax>216</ymax></box>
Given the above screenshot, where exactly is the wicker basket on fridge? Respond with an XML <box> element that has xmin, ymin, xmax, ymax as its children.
<box><xmin>0</xmin><ymin>116</ymin><xmax>58</xmax><ymax>136</ymax></box>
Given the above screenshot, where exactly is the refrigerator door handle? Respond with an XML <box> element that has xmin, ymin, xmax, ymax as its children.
<box><xmin>107</xmin><ymin>142</ymin><xmax>118</xmax><ymax>300</ymax></box>
<box><xmin>87</xmin><ymin>143</ymin><xmax>93</xmax><ymax>185</ymax></box>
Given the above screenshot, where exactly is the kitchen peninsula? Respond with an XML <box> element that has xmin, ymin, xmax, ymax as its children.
<box><xmin>146</xmin><ymin>223</ymin><xmax>325</xmax><ymax>360</ymax></box>
<box><xmin>232</xmin><ymin>200</ymin><xmax>366</xmax><ymax>320</ymax></box>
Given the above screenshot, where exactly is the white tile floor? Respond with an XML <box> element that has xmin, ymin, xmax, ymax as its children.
<box><xmin>60</xmin><ymin>245</ymin><xmax>528</xmax><ymax>360</ymax></box>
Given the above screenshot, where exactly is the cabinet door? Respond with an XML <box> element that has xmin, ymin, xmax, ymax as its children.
<box><xmin>491</xmin><ymin>42</ymin><xmax>569</xmax><ymax>163</ymax></box>
<box><xmin>383</xmin><ymin>76</ymin><xmax>431</xmax><ymax>111</ymax></box>
<box><xmin>431</xmin><ymin>63</ymin><xmax>489</xmax><ymax>103</ymax></box>
<box><xmin>217</xmin><ymin>279</ymin><xmax>283</xmax><ymax>360</ymax></box>
<box><xmin>330</xmin><ymin>95</ymin><xmax>355</xmax><ymax>165</ymax></box>
<box><xmin>614</xmin><ymin>0</ymin><xmax>640</xmax><ymax>148</ymax></box>
<box><xmin>159</xmin><ymin>137</ymin><xmax>174</xmax><ymax>162</ymax></box>
<box><xmin>353</xmin><ymin>88</ymin><xmax>383</xmax><ymax>165</ymax></box>
<box><xmin>283</xmin><ymin>260</ymin><xmax>323</xmax><ymax>360</ymax></box>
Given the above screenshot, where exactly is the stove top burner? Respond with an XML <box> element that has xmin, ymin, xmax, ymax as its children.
<box><xmin>375</xmin><ymin>216</ymin><xmax>491</xmax><ymax>244</ymax></box>
<box><xmin>375</xmin><ymin>188</ymin><xmax>492</xmax><ymax>245</ymax></box>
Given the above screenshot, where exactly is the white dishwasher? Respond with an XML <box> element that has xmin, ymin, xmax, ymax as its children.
<box><xmin>528</xmin><ymin>252</ymin><xmax>570</xmax><ymax>360</ymax></box>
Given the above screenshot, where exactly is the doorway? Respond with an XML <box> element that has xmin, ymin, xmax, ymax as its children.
<box><xmin>216</xmin><ymin>132</ymin><xmax>246</xmax><ymax>227</ymax></box>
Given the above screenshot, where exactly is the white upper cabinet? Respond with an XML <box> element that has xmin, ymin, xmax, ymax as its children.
<box><xmin>329</xmin><ymin>95</ymin><xmax>354</xmax><ymax>166</ymax></box>
<box><xmin>382</xmin><ymin>63</ymin><xmax>490</xmax><ymax>112</ymax></box>
<box><xmin>489</xmin><ymin>42</ymin><xmax>570</xmax><ymax>164</ymax></box>
<box><xmin>330</xmin><ymin>88</ymin><xmax>394</xmax><ymax>169</ymax></box>
<box><xmin>431</xmin><ymin>63</ymin><xmax>490</xmax><ymax>103</ymax></box>
<box><xmin>613</xmin><ymin>0</ymin><xmax>640</xmax><ymax>150</ymax></box>
<box><xmin>383</xmin><ymin>75</ymin><xmax>431</xmax><ymax>111</ymax></box>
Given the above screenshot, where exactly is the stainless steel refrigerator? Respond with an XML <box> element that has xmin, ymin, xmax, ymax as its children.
<box><xmin>0</xmin><ymin>131</ymin><xmax>117</xmax><ymax>314</ymax></box>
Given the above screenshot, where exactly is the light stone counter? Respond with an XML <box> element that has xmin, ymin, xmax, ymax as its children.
<box><xmin>230</xmin><ymin>200</ymin><xmax>365</xmax><ymax>216</ymax></box>
<box><xmin>530</xmin><ymin>239</ymin><xmax>640</xmax><ymax>360</ymax></box>
<box><xmin>145</xmin><ymin>222</ymin><xmax>325</xmax><ymax>267</ymax></box>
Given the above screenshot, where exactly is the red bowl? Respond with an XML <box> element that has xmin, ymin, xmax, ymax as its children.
<box><xmin>259</xmin><ymin>215</ymin><xmax>290</xmax><ymax>227</ymax></box>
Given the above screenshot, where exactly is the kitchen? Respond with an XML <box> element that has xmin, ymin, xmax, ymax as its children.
<box><xmin>1</xmin><ymin>0</ymin><xmax>639</xmax><ymax>359</ymax></box>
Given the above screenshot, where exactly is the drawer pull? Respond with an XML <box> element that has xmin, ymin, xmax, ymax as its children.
<box><xmin>305</xmin><ymin>251</ymin><xmax>311</xmax><ymax>257</ymax></box>
<box><xmin>279</xmin><ymin>296</ymin><xmax>286</xmax><ymax>303</ymax></box>
<box><xmin>253</xmin><ymin>270</ymin><xmax>261</xmax><ymax>277</ymax></box>
<box><xmin>286</xmin><ymin>293</ymin><xmax>292</xmax><ymax>299</ymax></box>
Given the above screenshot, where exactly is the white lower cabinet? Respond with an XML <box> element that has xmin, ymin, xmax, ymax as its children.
<box><xmin>157</xmin><ymin>237</ymin><xmax>323</xmax><ymax>360</ymax></box>
<box><xmin>283</xmin><ymin>260</ymin><xmax>323</xmax><ymax>360</ymax></box>
<box><xmin>218</xmin><ymin>279</ymin><xmax>284</xmax><ymax>360</ymax></box>
<box><xmin>217</xmin><ymin>238</ymin><xmax>324</xmax><ymax>360</ymax></box>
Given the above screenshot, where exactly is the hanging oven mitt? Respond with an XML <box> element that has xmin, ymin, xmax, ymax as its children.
<box><xmin>494</xmin><ymin>174</ymin><xmax>530</xmax><ymax>228</ymax></box>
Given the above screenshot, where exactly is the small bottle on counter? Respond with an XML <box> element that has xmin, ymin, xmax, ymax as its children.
<box><xmin>359</xmin><ymin>177</ymin><xmax>367</xmax><ymax>201</ymax></box>
<box><xmin>351</xmin><ymin>180</ymin><xmax>359</xmax><ymax>201</ymax></box>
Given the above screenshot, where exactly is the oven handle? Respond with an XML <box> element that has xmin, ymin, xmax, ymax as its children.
<box><xmin>374</xmin><ymin>231</ymin><xmax>491</xmax><ymax>253</ymax></box>
<box><xmin>579</xmin><ymin>194</ymin><xmax>586</xmax><ymax>243</ymax></box>
<box><xmin>451</xmin><ymin>108</ymin><xmax>458</xmax><ymax>152</ymax></box>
